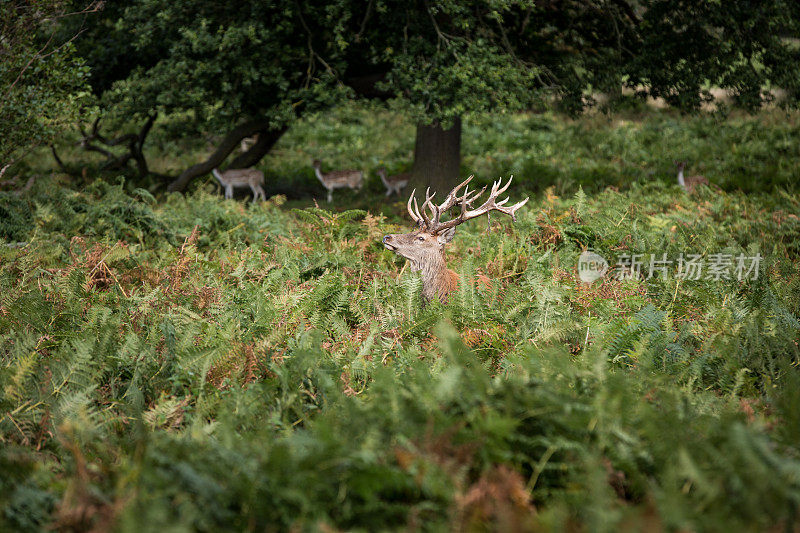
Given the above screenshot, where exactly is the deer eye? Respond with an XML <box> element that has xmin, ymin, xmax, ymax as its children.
<box><xmin>417</xmin><ymin>236</ymin><xmax>425</xmax><ymax>241</ymax></box>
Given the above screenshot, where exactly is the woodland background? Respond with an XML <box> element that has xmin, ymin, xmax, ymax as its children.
<box><xmin>1</xmin><ymin>1</ymin><xmax>800</xmax><ymax>531</ymax></box>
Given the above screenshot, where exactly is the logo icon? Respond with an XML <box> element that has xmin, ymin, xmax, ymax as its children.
<box><xmin>578</xmin><ymin>251</ymin><xmax>608</xmax><ymax>283</ymax></box>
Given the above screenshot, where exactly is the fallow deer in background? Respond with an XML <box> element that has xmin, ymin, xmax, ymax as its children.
<box><xmin>674</xmin><ymin>161</ymin><xmax>709</xmax><ymax>193</ymax></box>
<box><xmin>383</xmin><ymin>176</ymin><xmax>528</xmax><ymax>303</ymax></box>
<box><xmin>240</xmin><ymin>133</ymin><xmax>259</xmax><ymax>153</ymax></box>
<box><xmin>377</xmin><ymin>167</ymin><xmax>410</xmax><ymax>197</ymax></box>
<box><xmin>312</xmin><ymin>159</ymin><xmax>364</xmax><ymax>203</ymax></box>
<box><xmin>212</xmin><ymin>168</ymin><xmax>266</xmax><ymax>202</ymax></box>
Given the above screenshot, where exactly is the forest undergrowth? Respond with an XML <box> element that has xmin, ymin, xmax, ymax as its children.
<box><xmin>2</xmin><ymin>111</ymin><xmax>800</xmax><ymax>531</ymax></box>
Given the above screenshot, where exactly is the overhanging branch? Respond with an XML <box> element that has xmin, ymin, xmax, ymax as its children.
<box><xmin>76</xmin><ymin>113</ymin><xmax>157</xmax><ymax>178</ymax></box>
<box><xmin>167</xmin><ymin>119</ymin><xmax>273</xmax><ymax>192</ymax></box>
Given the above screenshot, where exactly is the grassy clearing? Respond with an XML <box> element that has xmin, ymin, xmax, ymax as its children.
<box><xmin>2</xmin><ymin>108</ymin><xmax>800</xmax><ymax>531</ymax></box>
<box><xmin>29</xmin><ymin>103</ymin><xmax>800</xmax><ymax>204</ymax></box>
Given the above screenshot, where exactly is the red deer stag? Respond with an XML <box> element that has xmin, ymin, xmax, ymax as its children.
<box><xmin>382</xmin><ymin>176</ymin><xmax>528</xmax><ymax>303</ymax></box>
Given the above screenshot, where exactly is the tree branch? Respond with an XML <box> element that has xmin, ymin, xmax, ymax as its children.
<box><xmin>167</xmin><ymin>120</ymin><xmax>272</xmax><ymax>192</ymax></box>
<box><xmin>227</xmin><ymin>127</ymin><xmax>288</xmax><ymax>169</ymax></box>
<box><xmin>15</xmin><ymin>176</ymin><xmax>36</xmax><ymax>197</ymax></box>
<box><xmin>76</xmin><ymin>113</ymin><xmax>157</xmax><ymax>178</ymax></box>
<box><xmin>3</xmin><ymin>31</ymin><xmax>56</xmax><ymax>101</ymax></box>
<box><xmin>354</xmin><ymin>0</ymin><xmax>374</xmax><ymax>41</ymax></box>
<box><xmin>610</xmin><ymin>0</ymin><xmax>640</xmax><ymax>26</ymax></box>
<box><xmin>51</xmin><ymin>145</ymin><xmax>67</xmax><ymax>173</ymax></box>
<box><xmin>3</xmin><ymin>1</ymin><xmax>103</xmax><ymax>101</ymax></box>
<box><xmin>295</xmin><ymin>1</ymin><xmax>339</xmax><ymax>83</ymax></box>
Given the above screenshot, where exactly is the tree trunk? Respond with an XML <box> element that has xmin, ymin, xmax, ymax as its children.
<box><xmin>167</xmin><ymin>119</ymin><xmax>271</xmax><ymax>192</ymax></box>
<box><xmin>410</xmin><ymin>117</ymin><xmax>462</xmax><ymax>195</ymax></box>
<box><xmin>132</xmin><ymin>113</ymin><xmax>157</xmax><ymax>178</ymax></box>
<box><xmin>227</xmin><ymin>127</ymin><xmax>287</xmax><ymax>169</ymax></box>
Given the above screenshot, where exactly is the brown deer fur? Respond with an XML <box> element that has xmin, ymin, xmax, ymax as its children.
<box><xmin>383</xmin><ymin>228</ymin><xmax>460</xmax><ymax>302</ymax></box>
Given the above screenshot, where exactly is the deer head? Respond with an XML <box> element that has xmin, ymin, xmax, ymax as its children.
<box><xmin>382</xmin><ymin>176</ymin><xmax>528</xmax><ymax>302</ymax></box>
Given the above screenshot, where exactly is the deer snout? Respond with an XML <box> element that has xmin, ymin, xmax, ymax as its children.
<box><xmin>383</xmin><ymin>234</ymin><xmax>397</xmax><ymax>250</ymax></box>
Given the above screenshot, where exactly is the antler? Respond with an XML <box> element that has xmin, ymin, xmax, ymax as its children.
<box><xmin>407</xmin><ymin>189</ymin><xmax>429</xmax><ymax>227</ymax></box>
<box><xmin>406</xmin><ymin>175</ymin><xmax>528</xmax><ymax>234</ymax></box>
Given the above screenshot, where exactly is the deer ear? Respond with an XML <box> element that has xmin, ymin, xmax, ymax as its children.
<box><xmin>437</xmin><ymin>227</ymin><xmax>456</xmax><ymax>244</ymax></box>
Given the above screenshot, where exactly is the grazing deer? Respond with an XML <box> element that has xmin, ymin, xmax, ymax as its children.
<box><xmin>674</xmin><ymin>161</ymin><xmax>709</xmax><ymax>193</ymax></box>
<box><xmin>312</xmin><ymin>159</ymin><xmax>364</xmax><ymax>203</ymax></box>
<box><xmin>377</xmin><ymin>167</ymin><xmax>410</xmax><ymax>197</ymax></box>
<box><xmin>212</xmin><ymin>168</ymin><xmax>266</xmax><ymax>202</ymax></box>
<box><xmin>383</xmin><ymin>176</ymin><xmax>528</xmax><ymax>303</ymax></box>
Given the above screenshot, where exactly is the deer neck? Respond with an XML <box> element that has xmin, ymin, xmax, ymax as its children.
<box><xmin>313</xmin><ymin>166</ymin><xmax>326</xmax><ymax>184</ymax></box>
<box><xmin>420</xmin><ymin>253</ymin><xmax>458</xmax><ymax>302</ymax></box>
<box><xmin>212</xmin><ymin>168</ymin><xmax>224</xmax><ymax>183</ymax></box>
<box><xmin>677</xmin><ymin>169</ymin><xmax>686</xmax><ymax>187</ymax></box>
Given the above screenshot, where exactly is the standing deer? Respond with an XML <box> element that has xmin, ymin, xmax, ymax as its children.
<box><xmin>674</xmin><ymin>161</ymin><xmax>709</xmax><ymax>193</ymax></box>
<box><xmin>377</xmin><ymin>167</ymin><xmax>410</xmax><ymax>197</ymax></box>
<box><xmin>382</xmin><ymin>176</ymin><xmax>528</xmax><ymax>303</ymax></box>
<box><xmin>212</xmin><ymin>168</ymin><xmax>266</xmax><ymax>202</ymax></box>
<box><xmin>312</xmin><ymin>159</ymin><xmax>364</xmax><ymax>203</ymax></box>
